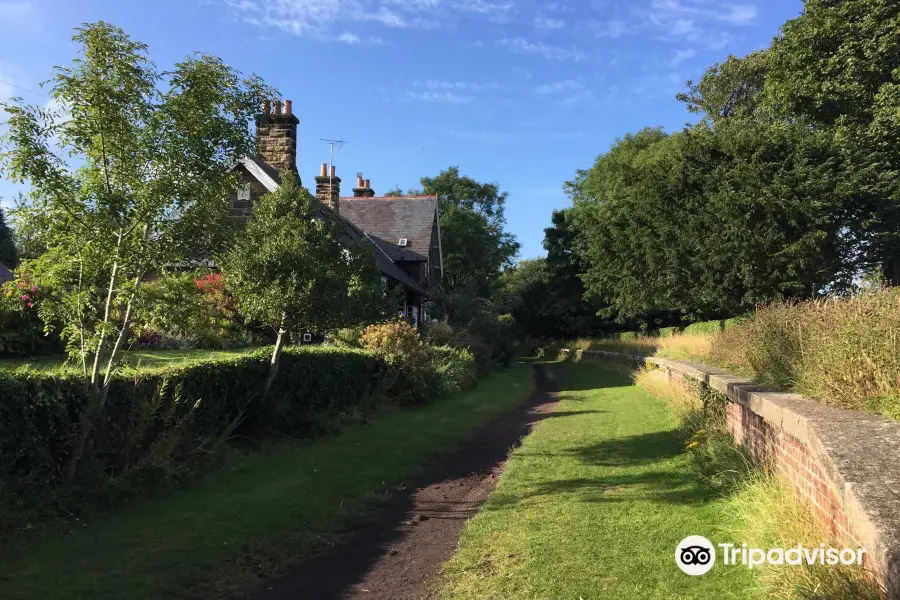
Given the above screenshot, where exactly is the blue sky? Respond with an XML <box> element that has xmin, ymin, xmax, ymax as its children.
<box><xmin>0</xmin><ymin>0</ymin><xmax>804</xmax><ymax>259</ymax></box>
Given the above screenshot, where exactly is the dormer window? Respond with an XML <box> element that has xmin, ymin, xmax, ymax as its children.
<box><xmin>398</xmin><ymin>238</ymin><xmax>408</xmax><ymax>247</ymax></box>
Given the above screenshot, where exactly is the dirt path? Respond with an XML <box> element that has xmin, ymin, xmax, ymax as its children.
<box><xmin>251</xmin><ymin>364</ymin><xmax>559</xmax><ymax>600</ymax></box>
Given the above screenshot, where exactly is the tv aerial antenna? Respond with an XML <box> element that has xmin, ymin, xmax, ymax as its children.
<box><xmin>320</xmin><ymin>137</ymin><xmax>347</xmax><ymax>191</ymax></box>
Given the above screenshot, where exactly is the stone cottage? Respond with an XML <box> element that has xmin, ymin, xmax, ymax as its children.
<box><xmin>228</xmin><ymin>98</ymin><xmax>443</xmax><ymax>328</ymax></box>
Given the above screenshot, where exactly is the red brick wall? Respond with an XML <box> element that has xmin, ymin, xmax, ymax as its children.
<box><xmin>720</xmin><ymin>398</ymin><xmax>862</xmax><ymax>548</ymax></box>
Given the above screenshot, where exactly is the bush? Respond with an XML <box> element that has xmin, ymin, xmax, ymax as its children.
<box><xmin>331</xmin><ymin>326</ymin><xmax>365</xmax><ymax>348</ymax></box>
<box><xmin>423</xmin><ymin>321</ymin><xmax>457</xmax><ymax>346</ymax></box>
<box><xmin>432</xmin><ymin>346</ymin><xmax>478</xmax><ymax>396</ymax></box>
<box><xmin>360</xmin><ymin>320</ymin><xmax>436</xmax><ymax>405</ymax></box>
<box><xmin>0</xmin><ymin>347</ymin><xmax>381</xmax><ymax>505</ymax></box>
<box><xmin>0</xmin><ymin>278</ymin><xmax>64</xmax><ymax>357</ymax></box>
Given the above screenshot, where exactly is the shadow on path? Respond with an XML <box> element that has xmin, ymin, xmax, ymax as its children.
<box><xmin>250</xmin><ymin>364</ymin><xmax>560</xmax><ymax>600</ymax></box>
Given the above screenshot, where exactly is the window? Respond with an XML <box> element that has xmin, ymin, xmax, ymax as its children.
<box><xmin>410</xmin><ymin>305</ymin><xmax>419</xmax><ymax>328</ymax></box>
<box><xmin>237</xmin><ymin>183</ymin><xmax>251</xmax><ymax>201</ymax></box>
<box><xmin>302</xmin><ymin>333</ymin><xmax>312</xmax><ymax>342</ymax></box>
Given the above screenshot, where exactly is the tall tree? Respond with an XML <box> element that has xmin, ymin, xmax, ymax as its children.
<box><xmin>0</xmin><ymin>207</ymin><xmax>17</xmax><ymax>268</ymax></box>
<box><xmin>414</xmin><ymin>167</ymin><xmax>519</xmax><ymax>301</ymax></box>
<box><xmin>0</xmin><ymin>22</ymin><xmax>271</xmax><ymax>479</ymax></box>
<box><xmin>763</xmin><ymin>0</ymin><xmax>900</xmax><ymax>283</ymax></box>
<box><xmin>221</xmin><ymin>174</ymin><xmax>385</xmax><ymax>394</ymax></box>
<box><xmin>568</xmin><ymin>123</ymin><xmax>852</xmax><ymax>322</ymax></box>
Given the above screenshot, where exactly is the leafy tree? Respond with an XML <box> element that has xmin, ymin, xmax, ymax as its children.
<box><xmin>677</xmin><ymin>50</ymin><xmax>770</xmax><ymax>124</ymax></box>
<box><xmin>221</xmin><ymin>174</ymin><xmax>385</xmax><ymax>394</ymax></box>
<box><xmin>0</xmin><ymin>21</ymin><xmax>271</xmax><ymax>479</ymax></box>
<box><xmin>568</xmin><ymin>124</ymin><xmax>852</xmax><ymax>321</ymax></box>
<box><xmin>412</xmin><ymin>166</ymin><xmax>519</xmax><ymax>304</ymax></box>
<box><xmin>0</xmin><ymin>207</ymin><xmax>17</xmax><ymax>268</ymax></box>
<box><xmin>762</xmin><ymin>0</ymin><xmax>900</xmax><ymax>283</ymax></box>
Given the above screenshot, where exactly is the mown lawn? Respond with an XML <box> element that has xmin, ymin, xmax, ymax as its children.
<box><xmin>439</xmin><ymin>361</ymin><xmax>760</xmax><ymax>600</ymax></box>
<box><xmin>0</xmin><ymin>346</ymin><xmax>263</xmax><ymax>372</ymax></box>
<box><xmin>0</xmin><ymin>363</ymin><xmax>535</xmax><ymax>600</ymax></box>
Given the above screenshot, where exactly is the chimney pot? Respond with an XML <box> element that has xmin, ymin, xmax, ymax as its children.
<box><xmin>284</xmin><ymin>99</ymin><xmax>293</xmax><ymax>116</ymax></box>
<box><xmin>331</xmin><ymin>165</ymin><xmax>336</xmax><ymax>178</ymax></box>
<box><xmin>357</xmin><ymin>174</ymin><xmax>364</xmax><ymax>187</ymax></box>
<box><xmin>320</xmin><ymin>163</ymin><xmax>328</xmax><ymax>177</ymax></box>
<box><xmin>364</xmin><ymin>179</ymin><xmax>371</xmax><ymax>189</ymax></box>
<box><xmin>261</xmin><ymin>99</ymin><xmax>271</xmax><ymax>114</ymax></box>
<box><xmin>273</xmin><ymin>99</ymin><xmax>282</xmax><ymax>115</ymax></box>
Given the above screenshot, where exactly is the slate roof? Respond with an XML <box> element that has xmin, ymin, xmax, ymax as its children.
<box><xmin>0</xmin><ymin>262</ymin><xmax>12</xmax><ymax>284</ymax></box>
<box><xmin>231</xmin><ymin>159</ymin><xmax>431</xmax><ymax>295</ymax></box>
<box><xmin>339</xmin><ymin>197</ymin><xmax>438</xmax><ymax>263</ymax></box>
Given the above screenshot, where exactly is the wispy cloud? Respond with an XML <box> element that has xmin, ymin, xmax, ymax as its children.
<box><xmin>560</xmin><ymin>89</ymin><xmax>595</xmax><ymax>108</ymax></box>
<box><xmin>496</xmin><ymin>37</ymin><xmax>586</xmax><ymax>62</ymax></box>
<box><xmin>668</xmin><ymin>47</ymin><xmax>696</xmax><ymax>66</ymax></box>
<box><xmin>718</xmin><ymin>4</ymin><xmax>757</xmax><ymax>25</ymax></box>
<box><xmin>533</xmin><ymin>16</ymin><xmax>565</xmax><ymax>29</ymax></box>
<box><xmin>405</xmin><ymin>91</ymin><xmax>473</xmax><ymax>103</ymax></box>
<box><xmin>535</xmin><ymin>79</ymin><xmax>583</xmax><ymax>94</ymax></box>
<box><xmin>226</xmin><ymin>0</ymin><xmax>518</xmax><ymax>38</ymax></box>
<box><xmin>594</xmin><ymin>18</ymin><xmax>629</xmax><ymax>38</ymax></box>
<box><xmin>338</xmin><ymin>30</ymin><xmax>384</xmax><ymax>44</ymax></box>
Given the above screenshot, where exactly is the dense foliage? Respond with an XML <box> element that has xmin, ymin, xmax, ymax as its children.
<box><xmin>0</xmin><ymin>208</ymin><xmax>17</xmax><ymax>269</ymax></box>
<box><xmin>0</xmin><ymin>347</ymin><xmax>379</xmax><ymax>496</ymax></box>
<box><xmin>512</xmin><ymin>0</ymin><xmax>900</xmax><ymax>331</ymax></box>
<box><xmin>0</xmin><ymin>22</ymin><xmax>271</xmax><ymax>478</ymax></box>
<box><xmin>221</xmin><ymin>173</ymin><xmax>386</xmax><ymax>387</ymax></box>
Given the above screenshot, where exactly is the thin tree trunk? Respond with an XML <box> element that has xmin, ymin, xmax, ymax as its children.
<box><xmin>65</xmin><ymin>269</ymin><xmax>141</xmax><ymax>482</ymax></box>
<box><xmin>263</xmin><ymin>314</ymin><xmax>288</xmax><ymax>398</ymax></box>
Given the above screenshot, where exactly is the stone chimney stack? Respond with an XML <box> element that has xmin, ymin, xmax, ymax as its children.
<box><xmin>315</xmin><ymin>162</ymin><xmax>341</xmax><ymax>213</ymax></box>
<box><xmin>255</xmin><ymin>98</ymin><xmax>299</xmax><ymax>179</ymax></box>
<box><xmin>352</xmin><ymin>173</ymin><xmax>376</xmax><ymax>198</ymax></box>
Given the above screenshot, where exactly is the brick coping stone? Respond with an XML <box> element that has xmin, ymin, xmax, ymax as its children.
<box><xmin>570</xmin><ymin>349</ymin><xmax>900</xmax><ymax>598</ymax></box>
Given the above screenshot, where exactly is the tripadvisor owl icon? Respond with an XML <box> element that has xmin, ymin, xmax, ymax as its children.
<box><xmin>676</xmin><ymin>535</ymin><xmax>716</xmax><ymax>575</ymax></box>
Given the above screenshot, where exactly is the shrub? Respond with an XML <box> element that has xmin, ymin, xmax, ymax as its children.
<box><xmin>0</xmin><ymin>278</ymin><xmax>63</xmax><ymax>357</ymax></box>
<box><xmin>423</xmin><ymin>321</ymin><xmax>457</xmax><ymax>346</ymax></box>
<box><xmin>0</xmin><ymin>347</ymin><xmax>381</xmax><ymax>508</ymax></box>
<box><xmin>432</xmin><ymin>346</ymin><xmax>478</xmax><ymax>396</ymax></box>
<box><xmin>360</xmin><ymin>320</ymin><xmax>436</xmax><ymax>405</ymax></box>
<box><xmin>331</xmin><ymin>326</ymin><xmax>365</xmax><ymax>348</ymax></box>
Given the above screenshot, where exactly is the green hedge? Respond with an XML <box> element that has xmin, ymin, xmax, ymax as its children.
<box><xmin>0</xmin><ymin>346</ymin><xmax>381</xmax><ymax>492</ymax></box>
<box><xmin>682</xmin><ymin>318</ymin><xmax>741</xmax><ymax>335</ymax></box>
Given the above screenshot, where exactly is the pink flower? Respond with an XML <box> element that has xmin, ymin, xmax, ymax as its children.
<box><xmin>17</xmin><ymin>281</ymin><xmax>24</xmax><ymax>289</ymax></box>
<box><xmin>26</xmin><ymin>302</ymin><xmax>33</xmax><ymax>308</ymax></box>
<box><xmin>21</xmin><ymin>294</ymin><xmax>28</xmax><ymax>301</ymax></box>
<box><xmin>30</xmin><ymin>286</ymin><xmax>37</xmax><ymax>292</ymax></box>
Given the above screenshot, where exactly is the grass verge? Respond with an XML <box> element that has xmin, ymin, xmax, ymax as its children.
<box><xmin>634</xmin><ymin>365</ymin><xmax>882</xmax><ymax>600</ymax></box>
<box><xmin>0</xmin><ymin>363</ymin><xmax>535</xmax><ymax>600</ymax></box>
<box><xmin>439</xmin><ymin>361</ymin><xmax>758</xmax><ymax>599</ymax></box>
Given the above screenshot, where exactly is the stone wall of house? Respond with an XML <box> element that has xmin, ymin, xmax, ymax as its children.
<box><xmin>571</xmin><ymin>349</ymin><xmax>900</xmax><ymax>598</ymax></box>
<box><xmin>228</xmin><ymin>168</ymin><xmax>269</xmax><ymax>222</ymax></box>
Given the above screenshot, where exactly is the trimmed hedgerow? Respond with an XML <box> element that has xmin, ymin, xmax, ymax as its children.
<box><xmin>0</xmin><ymin>346</ymin><xmax>381</xmax><ymax>493</ymax></box>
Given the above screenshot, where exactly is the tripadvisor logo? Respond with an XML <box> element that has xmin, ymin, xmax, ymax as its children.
<box><xmin>675</xmin><ymin>536</ymin><xmax>867</xmax><ymax>575</ymax></box>
<box><xmin>676</xmin><ymin>535</ymin><xmax>716</xmax><ymax>576</ymax></box>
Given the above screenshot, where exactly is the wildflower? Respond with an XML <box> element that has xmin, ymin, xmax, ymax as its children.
<box><xmin>31</xmin><ymin>285</ymin><xmax>37</xmax><ymax>292</ymax></box>
<box><xmin>26</xmin><ymin>302</ymin><xmax>33</xmax><ymax>308</ymax></box>
<box><xmin>21</xmin><ymin>294</ymin><xmax>28</xmax><ymax>301</ymax></box>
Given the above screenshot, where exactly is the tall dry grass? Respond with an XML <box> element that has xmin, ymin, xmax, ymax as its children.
<box><xmin>575</xmin><ymin>333</ymin><xmax>714</xmax><ymax>361</ymax></box>
<box><xmin>636</xmin><ymin>367</ymin><xmax>883</xmax><ymax>599</ymax></box>
<box><xmin>727</xmin><ymin>472</ymin><xmax>883</xmax><ymax>600</ymax></box>
<box><xmin>710</xmin><ymin>288</ymin><xmax>900</xmax><ymax>419</ymax></box>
